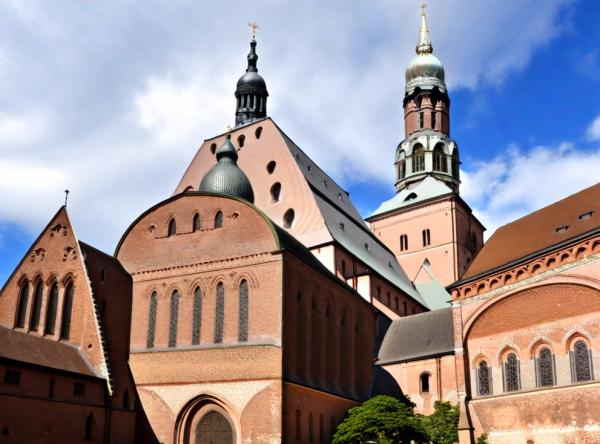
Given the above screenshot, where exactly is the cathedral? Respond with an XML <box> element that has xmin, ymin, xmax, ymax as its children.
<box><xmin>1</xmin><ymin>6</ymin><xmax>600</xmax><ymax>444</ymax></box>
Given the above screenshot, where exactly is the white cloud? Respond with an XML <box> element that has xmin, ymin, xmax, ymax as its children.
<box><xmin>587</xmin><ymin>114</ymin><xmax>600</xmax><ymax>141</ymax></box>
<box><xmin>0</xmin><ymin>0</ymin><xmax>576</xmax><ymax>256</ymax></box>
<box><xmin>462</xmin><ymin>142</ymin><xmax>600</xmax><ymax>237</ymax></box>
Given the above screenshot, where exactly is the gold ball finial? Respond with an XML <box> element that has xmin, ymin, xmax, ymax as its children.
<box><xmin>248</xmin><ymin>21</ymin><xmax>260</xmax><ymax>40</ymax></box>
<box><xmin>226</xmin><ymin>125</ymin><xmax>233</xmax><ymax>138</ymax></box>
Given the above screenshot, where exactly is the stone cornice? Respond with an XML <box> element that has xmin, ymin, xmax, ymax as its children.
<box><xmin>452</xmin><ymin>234</ymin><xmax>600</xmax><ymax>303</ymax></box>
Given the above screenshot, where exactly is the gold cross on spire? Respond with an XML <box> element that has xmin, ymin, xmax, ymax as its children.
<box><xmin>248</xmin><ymin>21</ymin><xmax>260</xmax><ymax>40</ymax></box>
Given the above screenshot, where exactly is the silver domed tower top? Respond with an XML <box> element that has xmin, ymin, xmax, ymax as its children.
<box><xmin>405</xmin><ymin>3</ymin><xmax>446</xmax><ymax>94</ymax></box>
<box><xmin>199</xmin><ymin>134</ymin><xmax>255</xmax><ymax>203</ymax></box>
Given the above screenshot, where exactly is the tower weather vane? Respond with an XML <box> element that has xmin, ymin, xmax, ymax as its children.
<box><xmin>64</xmin><ymin>189</ymin><xmax>69</xmax><ymax>207</ymax></box>
<box><xmin>420</xmin><ymin>0</ymin><xmax>427</xmax><ymax>15</ymax></box>
<box><xmin>248</xmin><ymin>21</ymin><xmax>259</xmax><ymax>40</ymax></box>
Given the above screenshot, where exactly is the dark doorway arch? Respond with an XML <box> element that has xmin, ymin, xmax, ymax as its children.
<box><xmin>195</xmin><ymin>410</ymin><xmax>234</xmax><ymax>444</ymax></box>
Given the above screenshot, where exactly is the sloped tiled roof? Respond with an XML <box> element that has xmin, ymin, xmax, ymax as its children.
<box><xmin>0</xmin><ymin>325</ymin><xmax>99</xmax><ymax>377</ymax></box>
<box><xmin>462</xmin><ymin>182</ymin><xmax>600</xmax><ymax>280</ymax></box>
<box><xmin>377</xmin><ymin>308</ymin><xmax>454</xmax><ymax>365</ymax></box>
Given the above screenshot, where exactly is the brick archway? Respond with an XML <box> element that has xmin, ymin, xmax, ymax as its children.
<box><xmin>195</xmin><ymin>410</ymin><xmax>233</xmax><ymax>444</ymax></box>
<box><xmin>174</xmin><ymin>395</ymin><xmax>237</xmax><ymax>444</ymax></box>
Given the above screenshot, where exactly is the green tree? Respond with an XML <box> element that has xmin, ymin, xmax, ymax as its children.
<box><xmin>332</xmin><ymin>395</ymin><xmax>429</xmax><ymax>444</ymax></box>
<box><xmin>476</xmin><ymin>434</ymin><xmax>488</xmax><ymax>444</ymax></box>
<box><xmin>419</xmin><ymin>401</ymin><xmax>459</xmax><ymax>444</ymax></box>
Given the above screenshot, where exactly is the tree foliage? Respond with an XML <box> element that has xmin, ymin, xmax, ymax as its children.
<box><xmin>332</xmin><ymin>397</ymin><xmax>460</xmax><ymax>444</ymax></box>
<box><xmin>332</xmin><ymin>396</ymin><xmax>428</xmax><ymax>444</ymax></box>
<box><xmin>419</xmin><ymin>401</ymin><xmax>459</xmax><ymax>444</ymax></box>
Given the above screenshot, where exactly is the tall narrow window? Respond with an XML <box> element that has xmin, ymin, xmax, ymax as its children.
<box><xmin>503</xmin><ymin>352</ymin><xmax>520</xmax><ymax>392</ymax></box>
<box><xmin>214</xmin><ymin>282</ymin><xmax>224</xmax><ymax>343</ymax></box>
<box><xmin>168</xmin><ymin>290</ymin><xmax>179</xmax><ymax>348</ymax></box>
<box><xmin>238</xmin><ymin>280</ymin><xmax>249</xmax><ymax>342</ymax></box>
<box><xmin>192</xmin><ymin>287</ymin><xmax>202</xmax><ymax>345</ymax></box>
<box><xmin>422</xmin><ymin>229</ymin><xmax>431</xmax><ymax>247</ymax></box>
<box><xmin>398</xmin><ymin>160</ymin><xmax>406</xmax><ymax>179</ymax></box>
<box><xmin>400</xmin><ymin>234</ymin><xmax>408</xmax><ymax>251</ymax></box>
<box><xmin>29</xmin><ymin>280</ymin><xmax>43</xmax><ymax>331</ymax></box>
<box><xmin>123</xmin><ymin>390</ymin><xmax>130</xmax><ymax>409</ymax></box>
<box><xmin>146</xmin><ymin>291</ymin><xmax>157</xmax><ymax>349</ymax></box>
<box><xmin>420</xmin><ymin>373</ymin><xmax>430</xmax><ymax>393</ymax></box>
<box><xmin>433</xmin><ymin>144</ymin><xmax>447</xmax><ymax>172</ymax></box>
<box><xmin>44</xmin><ymin>283</ymin><xmax>59</xmax><ymax>335</ymax></box>
<box><xmin>295</xmin><ymin>409</ymin><xmax>302</xmax><ymax>441</ymax></box>
<box><xmin>15</xmin><ymin>281</ymin><xmax>29</xmax><ymax>328</ymax></box>
<box><xmin>85</xmin><ymin>413</ymin><xmax>94</xmax><ymax>441</ymax></box>
<box><xmin>431</xmin><ymin>111</ymin><xmax>437</xmax><ymax>130</ymax></box>
<box><xmin>452</xmin><ymin>150</ymin><xmax>460</xmax><ymax>180</ymax></box>
<box><xmin>572</xmin><ymin>340</ymin><xmax>593</xmax><ymax>382</ymax></box>
<box><xmin>214</xmin><ymin>211</ymin><xmax>223</xmax><ymax>228</ymax></box>
<box><xmin>283</xmin><ymin>209</ymin><xmax>295</xmax><ymax>229</ymax></box>
<box><xmin>167</xmin><ymin>218</ymin><xmax>176</xmax><ymax>237</ymax></box>
<box><xmin>412</xmin><ymin>146</ymin><xmax>425</xmax><ymax>172</ymax></box>
<box><xmin>536</xmin><ymin>347</ymin><xmax>555</xmax><ymax>387</ymax></box>
<box><xmin>309</xmin><ymin>412</ymin><xmax>314</xmax><ymax>443</ymax></box>
<box><xmin>193</xmin><ymin>213</ymin><xmax>201</xmax><ymax>232</ymax></box>
<box><xmin>419</xmin><ymin>112</ymin><xmax>424</xmax><ymax>129</ymax></box>
<box><xmin>60</xmin><ymin>282</ymin><xmax>74</xmax><ymax>340</ymax></box>
<box><xmin>49</xmin><ymin>378</ymin><xmax>55</xmax><ymax>399</ymax></box>
<box><xmin>477</xmin><ymin>361</ymin><xmax>491</xmax><ymax>396</ymax></box>
<box><xmin>319</xmin><ymin>414</ymin><xmax>324</xmax><ymax>444</ymax></box>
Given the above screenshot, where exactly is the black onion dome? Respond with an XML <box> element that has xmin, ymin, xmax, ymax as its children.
<box><xmin>198</xmin><ymin>137</ymin><xmax>255</xmax><ymax>203</ymax></box>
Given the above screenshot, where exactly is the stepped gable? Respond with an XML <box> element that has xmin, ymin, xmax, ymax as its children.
<box><xmin>462</xmin><ymin>183</ymin><xmax>600</xmax><ymax>280</ymax></box>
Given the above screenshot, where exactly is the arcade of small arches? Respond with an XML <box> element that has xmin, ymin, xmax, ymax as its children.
<box><xmin>146</xmin><ymin>279</ymin><xmax>251</xmax><ymax>349</ymax></box>
<box><xmin>293</xmin><ymin>408</ymin><xmax>339</xmax><ymax>443</ymax></box>
<box><xmin>472</xmin><ymin>334</ymin><xmax>595</xmax><ymax>397</ymax></box>
<box><xmin>13</xmin><ymin>275</ymin><xmax>75</xmax><ymax>341</ymax></box>
<box><xmin>374</xmin><ymin>285</ymin><xmax>418</xmax><ymax>316</ymax></box>
<box><xmin>165</xmin><ymin>209</ymin><xmax>224</xmax><ymax>238</ymax></box>
<box><xmin>397</xmin><ymin>141</ymin><xmax>459</xmax><ymax>183</ymax></box>
<box><xmin>404</xmin><ymin>92</ymin><xmax>450</xmax><ymax>136</ymax></box>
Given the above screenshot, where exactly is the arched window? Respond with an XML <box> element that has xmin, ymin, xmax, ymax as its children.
<box><xmin>431</xmin><ymin>110</ymin><xmax>437</xmax><ymax>130</ymax></box>
<box><xmin>536</xmin><ymin>347</ymin><xmax>555</xmax><ymax>387</ymax></box>
<box><xmin>283</xmin><ymin>209</ymin><xmax>295</xmax><ymax>229</ymax></box>
<box><xmin>60</xmin><ymin>281</ymin><xmax>74</xmax><ymax>340</ymax></box>
<box><xmin>214</xmin><ymin>282</ymin><xmax>224</xmax><ymax>343</ymax></box>
<box><xmin>266</xmin><ymin>160</ymin><xmax>276</xmax><ymax>174</ymax></box>
<box><xmin>325</xmin><ymin>301</ymin><xmax>335</xmax><ymax>386</ymax></box>
<box><xmin>319</xmin><ymin>414</ymin><xmax>324</xmax><ymax>444</ymax></box>
<box><xmin>238</xmin><ymin>280</ymin><xmax>249</xmax><ymax>342</ymax></box>
<box><xmin>398</xmin><ymin>152</ymin><xmax>406</xmax><ymax>180</ymax></box>
<box><xmin>477</xmin><ymin>361</ymin><xmax>492</xmax><ymax>396</ymax></box>
<box><xmin>422</xmin><ymin>229</ymin><xmax>431</xmax><ymax>247</ymax></box>
<box><xmin>400</xmin><ymin>234</ymin><xmax>408</xmax><ymax>251</ymax></box>
<box><xmin>412</xmin><ymin>146</ymin><xmax>425</xmax><ymax>172</ymax></box>
<box><xmin>146</xmin><ymin>291</ymin><xmax>157</xmax><ymax>349</ymax></box>
<box><xmin>44</xmin><ymin>282</ymin><xmax>59</xmax><ymax>335</ymax></box>
<box><xmin>419</xmin><ymin>111</ymin><xmax>424</xmax><ymax>129</ymax></box>
<box><xmin>168</xmin><ymin>290</ymin><xmax>179</xmax><ymax>348</ymax></box>
<box><xmin>309</xmin><ymin>412</ymin><xmax>314</xmax><ymax>443</ymax></box>
<box><xmin>214</xmin><ymin>211</ymin><xmax>223</xmax><ymax>229</ymax></box>
<box><xmin>295</xmin><ymin>409</ymin><xmax>302</xmax><ymax>441</ymax></box>
<box><xmin>340</xmin><ymin>307</ymin><xmax>352</xmax><ymax>392</ymax></box>
<box><xmin>571</xmin><ymin>340</ymin><xmax>593</xmax><ymax>382</ymax></box>
<box><xmin>84</xmin><ymin>413</ymin><xmax>94</xmax><ymax>441</ymax></box>
<box><xmin>29</xmin><ymin>280</ymin><xmax>44</xmax><ymax>331</ymax></box>
<box><xmin>193</xmin><ymin>213</ymin><xmax>201</xmax><ymax>232</ymax></box>
<box><xmin>192</xmin><ymin>287</ymin><xmax>202</xmax><ymax>345</ymax></box>
<box><xmin>452</xmin><ymin>150</ymin><xmax>460</xmax><ymax>180</ymax></box>
<box><xmin>15</xmin><ymin>281</ymin><xmax>29</xmax><ymax>328</ymax></box>
<box><xmin>433</xmin><ymin>144</ymin><xmax>447</xmax><ymax>172</ymax></box>
<box><xmin>168</xmin><ymin>218</ymin><xmax>176</xmax><ymax>237</ymax></box>
<box><xmin>270</xmin><ymin>182</ymin><xmax>282</xmax><ymax>203</ymax></box>
<box><xmin>503</xmin><ymin>352</ymin><xmax>520</xmax><ymax>392</ymax></box>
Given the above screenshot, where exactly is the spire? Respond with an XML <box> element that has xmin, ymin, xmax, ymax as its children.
<box><xmin>416</xmin><ymin>1</ymin><xmax>433</xmax><ymax>55</ymax></box>
<box><xmin>234</xmin><ymin>22</ymin><xmax>269</xmax><ymax>127</ymax></box>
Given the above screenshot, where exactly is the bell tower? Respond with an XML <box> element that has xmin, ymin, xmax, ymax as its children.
<box><xmin>367</xmin><ymin>4</ymin><xmax>484</xmax><ymax>287</ymax></box>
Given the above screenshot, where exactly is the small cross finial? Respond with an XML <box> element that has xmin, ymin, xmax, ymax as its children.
<box><xmin>64</xmin><ymin>189</ymin><xmax>70</xmax><ymax>207</ymax></box>
<box><xmin>420</xmin><ymin>1</ymin><xmax>427</xmax><ymax>15</ymax></box>
<box><xmin>248</xmin><ymin>21</ymin><xmax>260</xmax><ymax>40</ymax></box>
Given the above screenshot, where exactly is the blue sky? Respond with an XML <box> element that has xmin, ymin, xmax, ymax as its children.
<box><xmin>1</xmin><ymin>0</ymin><xmax>600</xmax><ymax>286</ymax></box>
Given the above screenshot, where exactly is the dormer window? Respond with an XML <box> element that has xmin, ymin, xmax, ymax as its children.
<box><xmin>404</xmin><ymin>192</ymin><xmax>418</xmax><ymax>202</ymax></box>
<box><xmin>555</xmin><ymin>225</ymin><xmax>569</xmax><ymax>234</ymax></box>
<box><xmin>578</xmin><ymin>211</ymin><xmax>593</xmax><ymax>221</ymax></box>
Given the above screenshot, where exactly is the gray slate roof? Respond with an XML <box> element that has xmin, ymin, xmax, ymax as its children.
<box><xmin>377</xmin><ymin>307</ymin><xmax>454</xmax><ymax>365</ymax></box>
<box><xmin>276</xmin><ymin>125</ymin><xmax>425</xmax><ymax>305</ymax></box>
